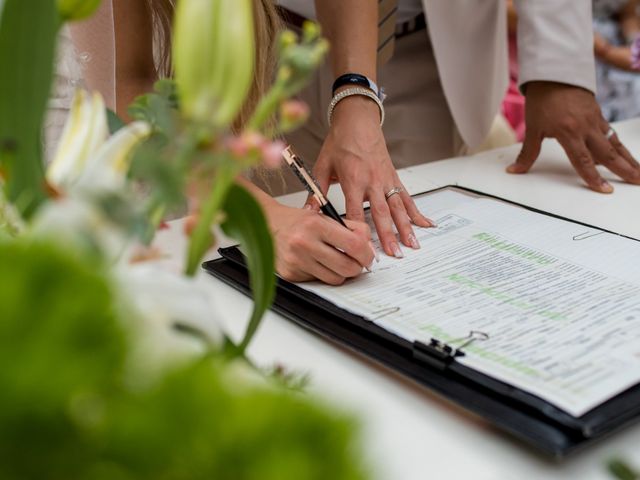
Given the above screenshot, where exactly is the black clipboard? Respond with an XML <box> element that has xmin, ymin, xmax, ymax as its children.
<box><xmin>202</xmin><ymin>185</ymin><xmax>640</xmax><ymax>458</ymax></box>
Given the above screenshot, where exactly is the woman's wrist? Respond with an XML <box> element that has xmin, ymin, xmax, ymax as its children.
<box><xmin>330</xmin><ymin>88</ymin><xmax>384</xmax><ymax>129</ymax></box>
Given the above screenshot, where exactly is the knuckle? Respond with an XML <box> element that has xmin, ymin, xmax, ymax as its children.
<box><xmin>599</xmin><ymin>148</ymin><xmax>617</xmax><ymax>166</ymax></box>
<box><xmin>345</xmin><ymin>207</ymin><xmax>364</xmax><ymax>220</ymax></box>
<box><xmin>287</xmin><ymin>232</ymin><xmax>308</xmax><ymax>252</ymax></box>
<box><xmin>281</xmin><ymin>250</ymin><xmax>298</xmax><ymax>267</ymax></box>
<box><xmin>558</xmin><ymin>118</ymin><xmax>579</xmax><ymax>134</ymax></box>
<box><xmin>574</xmin><ymin>153</ymin><xmax>593</xmax><ymax>167</ymax></box>
<box><xmin>371</xmin><ymin>202</ymin><xmax>388</xmax><ymax>217</ymax></box>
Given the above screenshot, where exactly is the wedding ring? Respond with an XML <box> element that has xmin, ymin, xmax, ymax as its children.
<box><xmin>606</xmin><ymin>127</ymin><xmax>616</xmax><ymax>140</ymax></box>
<box><xmin>385</xmin><ymin>187</ymin><xmax>404</xmax><ymax>200</ymax></box>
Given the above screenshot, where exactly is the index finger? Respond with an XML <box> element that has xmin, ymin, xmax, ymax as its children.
<box><xmin>559</xmin><ymin>136</ymin><xmax>613</xmax><ymax>193</ymax></box>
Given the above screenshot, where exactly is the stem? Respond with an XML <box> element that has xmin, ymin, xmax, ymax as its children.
<box><xmin>184</xmin><ymin>160</ymin><xmax>238</xmax><ymax>276</ymax></box>
<box><xmin>246</xmin><ymin>83</ymin><xmax>285</xmax><ymax>131</ymax></box>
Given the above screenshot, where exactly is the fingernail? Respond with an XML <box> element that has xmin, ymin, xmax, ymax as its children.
<box><xmin>506</xmin><ymin>164</ymin><xmax>521</xmax><ymax>174</ymax></box>
<box><xmin>408</xmin><ymin>234</ymin><xmax>420</xmax><ymax>250</ymax></box>
<box><xmin>365</xmin><ymin>261</ymin><xmax>375</xmax><ymax>273</ymax></box>
<box><xmin>424</xmin><ymin>215</ymin><xmax>437</xmax><ymax>228</ymax></box>
<box><xmin>369</xmin><ymin>241</ymin><xmax>380</xmax><ymax>263</ymax></box>
<box><xmin>391</xmin><ymin>242</ymin><xmax>404</xmax><ymax>259</ymax></box>
<box><xmin>601</xmin><ymin>179</ymin><xmax>614</xmax><ymax>193</ymax></box>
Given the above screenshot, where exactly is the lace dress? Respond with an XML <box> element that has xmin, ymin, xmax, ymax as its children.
<box><xmin>44</xmin><ymin>27</ymin><xmax>85</xmax><ymax>162</ymax></box>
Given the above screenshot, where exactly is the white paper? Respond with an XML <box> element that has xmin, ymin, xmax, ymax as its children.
<box><xmin>298</xmin><ymin>188</ymin><xmax>640</xmax><ymax>417</ymax></box>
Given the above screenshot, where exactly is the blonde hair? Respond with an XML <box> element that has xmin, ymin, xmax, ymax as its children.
<box><xmin>144</xmin><ymin>0</ymin><xmax>282</xmax><ymax>130</ymax></box>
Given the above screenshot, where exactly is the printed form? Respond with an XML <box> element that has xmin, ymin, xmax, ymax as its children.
<box><xmin>298</xmin><ymin>188</ymin><xmax>640</xmax><ymax>417</ymax></box>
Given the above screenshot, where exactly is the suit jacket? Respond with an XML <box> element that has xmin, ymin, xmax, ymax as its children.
<box><xmin>423</xmin><ymin>0</ymin><xmax>596</xmax><ymax>148</ymax></box>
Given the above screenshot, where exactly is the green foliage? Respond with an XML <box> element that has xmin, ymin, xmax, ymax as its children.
<box><xmin>0</xmin><ymin>240</ymin><xmax>367</xmax><ymax>480</ymax></box>
<box><xmin>57</xmin><ymin>0</ymin><xmax>101</xmax><ymax>21</ymax></box>
<box><xmin>221</xmin><ymin>183</ymin><xmax>276</xmax><ymax>353</ymax></box>
<box><xmin>99</xmin><ymin>362</ymin><xmax>367</xmax><ymax>480</ymax></box>
<box><xmin>106</xmin><ymin>109</ymin><xmax>126</xmax><ymax>135</ymax></box>
<box><xmin>0</xmin><ymin>0</ymin><xmax>60</xmax><ymax>217</ymax></box>
<box><xmin>609</xmin><ymin>459</ymin><xmax>640</xmax><ymax>480</ymax></box>
<box><xmin>0</xmin><ymin>240</ymin><xmax>126</xmax><ymax>479</ymax></box>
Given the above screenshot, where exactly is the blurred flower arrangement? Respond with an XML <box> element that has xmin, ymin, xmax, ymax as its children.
<box><xmin>0</xmin><ymin>0</ymin><xmax>368</xmax><ymax>478</ymax></box>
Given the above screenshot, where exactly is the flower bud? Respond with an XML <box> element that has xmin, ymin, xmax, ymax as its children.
<box><xmin>279</xmin><ymin>100</ymin><xmax>309</xmax><ymax>133</ymax></box>
<box><xmin>173</xmin><ymin>0</ymin><xmax>255</xmax><ymax>128</ymax></box>
<box><xmin>57</xmin><ymin>0</ymin><xmax>101</xmax><ymax>21</ymax></box>
<box><xmin>224</xmin><ymin>131</ymin><xmax>264</xmax><ymax>162</ymax></box>
<box><xmin>260</xmin><ymin>140</ymin><xmax>286</xmax><ymax>169</ymax></box>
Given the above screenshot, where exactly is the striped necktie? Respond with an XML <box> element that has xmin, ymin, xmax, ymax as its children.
<box><xmin>378</xmin><ymin>0</ymin><xmax>398</xmax><ymax>65</ymax></box>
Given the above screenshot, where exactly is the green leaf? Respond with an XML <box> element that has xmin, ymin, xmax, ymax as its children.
<box><xmin>0</xmin><ymin>0</ymin><xmax>61</xmax><ymax>217</ymax></box>
<box><xmin>127</xmin><ymin>79</ymin><xmax>179</xmax><ymax>134</ymax></box>
<box><xmin>220</xmin><ymin>183</ymin><xmax>275</xmax><ymax>353</ymax></box>
<box><xmin>608</xmin><ymin>459</ymin><xmax>639</xmax><ymax>480</ymax></box>
<box><xmin>106</xmin><ymin>108</ymin><xmax>126</xmax><ymax>134</ymax></box>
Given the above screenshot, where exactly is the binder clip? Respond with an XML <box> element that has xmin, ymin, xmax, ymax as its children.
<box><xmin>412</xmin><ymin>330</ymin><xmax>489</xmax><ymax>371</ymax></box>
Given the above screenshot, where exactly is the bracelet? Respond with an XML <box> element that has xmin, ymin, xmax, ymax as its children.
<box><xmin>332</xmin><ymin>73</ymin><xmax>385</xmax><ymax>101</ymax></box>
<box><xmin>327</xmin><ymin>87</ymin><xmax>385</xmax><ymax>127</ymax></box>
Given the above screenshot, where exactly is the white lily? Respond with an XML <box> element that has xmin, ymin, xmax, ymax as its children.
<box><xmin>47</xmin><ymin>89</ymin><xmax>150</xmax><ymax>194</ymax></box>
<box><xmin>34</xmin><ymin>90</ymin><xmax>151</xmax><ymax>261</ymax></box>
<box><xmin>115</xmin><ymin>262</ymin><xmax>224</xmax><ymax>382</ymax></box>
<box><xmin>31</xmin><ymin>196</ymin><xmax>130</xmax><ymax>261</ymax></box>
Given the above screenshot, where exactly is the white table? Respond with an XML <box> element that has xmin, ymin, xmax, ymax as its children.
<box><xmin>156</xmin><ymin>119</ymin><xmax>640</xmax><ymax>480</ymax></box>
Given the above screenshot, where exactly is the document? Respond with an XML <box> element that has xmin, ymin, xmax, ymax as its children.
<box><xmin>299</xmin><ymin>188</ymin><xmax>640</xmax><ymax>417</ymax></box>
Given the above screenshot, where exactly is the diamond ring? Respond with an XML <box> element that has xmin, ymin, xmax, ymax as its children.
<box><xmin>385</xmin><ymin>187</ymin><xmax>404</xmax><ymax>200</ymax></box>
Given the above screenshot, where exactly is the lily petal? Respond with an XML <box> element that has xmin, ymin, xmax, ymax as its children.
<box><xmin>75</xmin><ymin>121</ymin><xmax>151</xmax><ymax>193</ymax></box>
<box><xmin>47</xmin><ymin>90</ymin><xmax>109</xmax><ymax>189</ymax></box>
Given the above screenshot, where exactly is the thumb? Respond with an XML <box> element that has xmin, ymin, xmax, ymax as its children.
<box><xmin>303</xmin><ymin>161</ymin><xmax>331</xmax><ymax>211</ymax></box>
<box><xmin>507</xmin><ymin>131</ymin><xmax>542</xmax><ymax>174</ymax></box>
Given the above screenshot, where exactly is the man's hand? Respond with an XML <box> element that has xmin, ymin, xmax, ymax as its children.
<box><xmin>307</xmin><ymin>95</ymin><xmax>434</xmax><ymax>258</ymax></box>
<box><xmin>508</xmin><ymin>81</ymin><xmax>640</xmax><ymax>192</ymax></box>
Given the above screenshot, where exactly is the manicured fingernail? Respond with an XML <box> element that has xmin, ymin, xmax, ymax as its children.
<box><xmin>365</xmin><ymin>261</ymin><xmax>375</xmax><ymax>273</ymax></box>
<box><xmin>408</xmin><ymin>234</ymin><xmax>420</xmax><ymax>250</ymax></box>
<box><xmin>391</xmin><ymin>242</ymin><xmax>404</xmax><ymax>259</ymax></box>
<box><xmin>369</xmin><ymin>241</ymin><xmax>380</xmax><ymax>262</ymax></box>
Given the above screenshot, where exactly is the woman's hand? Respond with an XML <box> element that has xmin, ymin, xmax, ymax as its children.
<box><xmin>266</xmin><ymin>203</ymin><xmax>376</xmax><ymax>285</ymax></box>
<box><xmin>308</xmin><ymin>95</ymin><xmax>433</xmax><ymax>259</ymax></box>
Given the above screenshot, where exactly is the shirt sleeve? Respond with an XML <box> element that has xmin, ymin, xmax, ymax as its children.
<box><xmin>514</xmin><ymin>0</ymin><xmax>596</xmax><ymax>94</ymax></box>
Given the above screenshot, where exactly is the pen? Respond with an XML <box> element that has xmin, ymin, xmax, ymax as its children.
<box><xmin>281</xmin><ymin>145</ymin><xmax>347</xmax><ymax>227</ymax></box>
<box><xmin>281</xmin><ymin>145</ymin><xmax>379</xmax><ymax>270</ymax></box>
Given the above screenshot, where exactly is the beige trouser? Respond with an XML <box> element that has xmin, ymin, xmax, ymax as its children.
<box><xmin>252</xmin><ymin>27</ymin><xmax>461</xmax><ymax>196</ymax></box>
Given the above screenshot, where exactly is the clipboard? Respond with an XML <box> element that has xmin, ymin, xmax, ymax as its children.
<box><xmin>202</xmin><ymin>185</ymin><xmax>640</xmax><ymax>458</ymax></box>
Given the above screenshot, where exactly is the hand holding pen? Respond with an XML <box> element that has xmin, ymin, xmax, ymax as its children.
<box><xmin>277</xmin><ymin>146</ymin><xmax>378</xmax><ymax>282</ymax></box>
